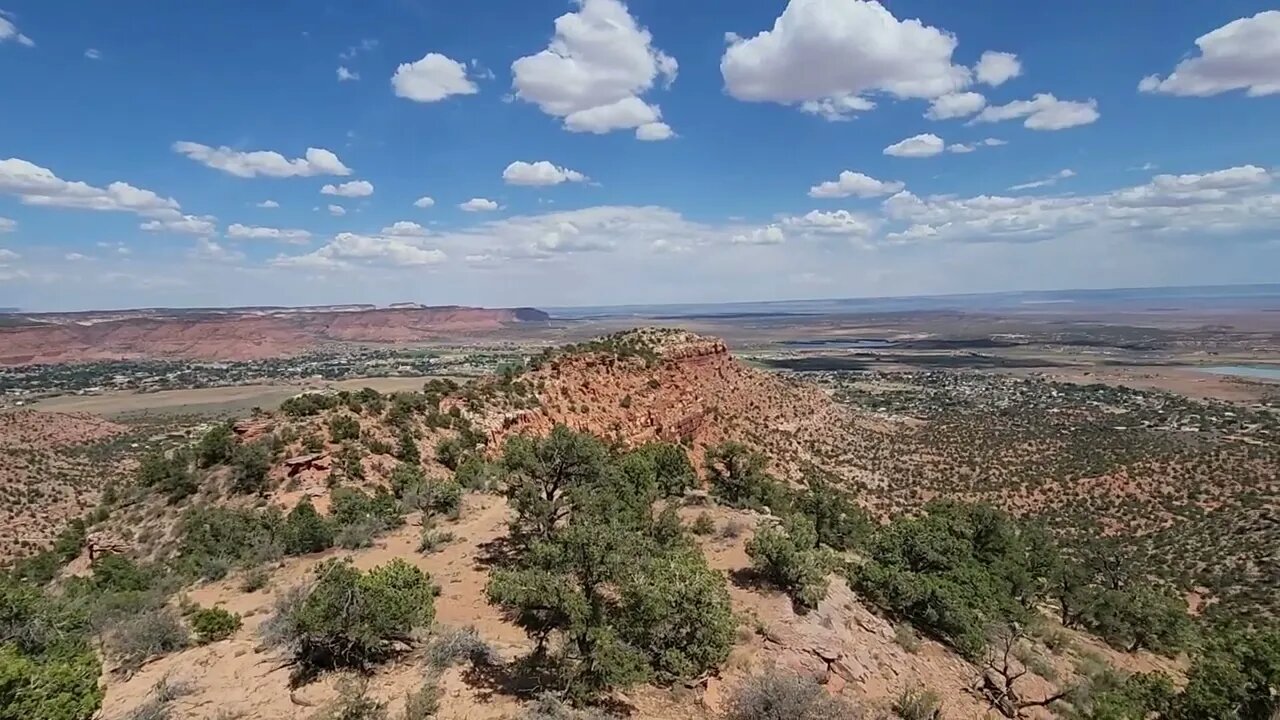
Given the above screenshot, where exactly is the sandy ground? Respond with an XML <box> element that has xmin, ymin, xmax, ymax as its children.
<box><xmin>23</xmin><ymin>376</ymin><xmax>436</xmax><ymax>419</ymax></box>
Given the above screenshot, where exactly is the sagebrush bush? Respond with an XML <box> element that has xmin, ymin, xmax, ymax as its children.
<box><xmin>723</xmin><ymin>671</ymin><xmax>858</xmax><ymax>720</ymax></box>
<box><xmin>108</xmin><ymin>608</ymin><xmax>189</xmax><ymax>671</ymax></box>
<box><xmin>402</xmin><ymin>676</ymin><xmax>441</xmax><ymax>720</ymax></box>
<box><xmin>312</xmin><ymin>676</ymin><xmax>386</xmax><ymax>720</ymax></box>
<box><xmin>690</xmin><ymin>513</ymin><xmax>716</xmax><ymax>536</ymax></box>
<box><xmin>892</xmin><ymin>685</ymin><xmax>942</xmax><ymax>720</ymax></box>
<box><xmin>425</xmin><ymin>625</ymin><xmax>497</xmax><ymax>669</ymax></box>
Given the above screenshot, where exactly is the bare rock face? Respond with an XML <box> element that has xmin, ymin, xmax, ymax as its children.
<box><xmin>232</xmin><ymin>417</ymin><xmax>274</xmax><ymax>443</ymax></box>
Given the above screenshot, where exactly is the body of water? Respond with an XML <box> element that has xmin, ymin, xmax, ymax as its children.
<box><xmin>1199</xmin><ymin>365</ymin><xmax>1280</xmax><ymax>381</ymax></box>
<box><xmin>779</xmin><ymin>338</ymin><xmax>897</xmax><ymax>349</ymax></box>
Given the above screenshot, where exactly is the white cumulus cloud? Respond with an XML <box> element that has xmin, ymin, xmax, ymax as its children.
<box><xmin>809</xmin><ymin>170</ymin><xmax>905</xmax><ymax>198</ymax></box>
<box><xmin>257</xmin><ymin>200</ymin><xmax>280</xmax><ymax>209</ymax></box>
<box><xmin>413</xmin><ymin>196</ymin><xmax>435</xmax><ymax>208</ymax></box>
<box><xmin>511</xmin><ymin>0</ymin><xmax>678</xmax><ymax>139</ymax></box>
<box><xmin>173</xmin><ymin>142</ymin><xmax>352</xmax><ymax>178</ymax></box>
<box><xmin>503</xmin><ymin>160</ymin><xmax>588</xmax><ymax>187</ymax></box>
<box><xmin>0</xmin><ymin>157</ymin><xmax>182</xmax><ymax>218</ymax></box>
<box><xmin>974</xmin><ymin>51</ymin><xmax>1021</xmax><ymax>87</ymax></box>
<box><xmin>721</xmin><ymin>0</ymin><xmax>976</xmax><ymax>120</ymax></box>
<box><xmin>327</xmin><ymin>204</ymin><xmax>346</xmax><ymax>217</ymax></box>
<box><xmin>1139</xmin><ymin>11</ymin><xmax>1280</xmax><ymax>97</ymax></box>
<box><xmin>141</xmin><ymin>215</ymin><xmax>217</xmax><ymax>236</ymax></box>
<box><xmin>884</xmin><ymin>133</ymin><xmax>946</xmax><ymax>158</ymax></box>
<box><xmin>971</xmin><ymin>93</ymin><xmax>1100</xmax><ymax>130</ymax></box>
<box><xmin>381</xmin><ymin>221</ymin><xmax>429</xmax><ymax>237</ymax></box>
<box><xmin>226</xmin><ymin>224</ymin><xmax>312</xmax><ymax>244</ymax></box>
<box><xmin>635</xmin><ymin>122</ymin><xmax>675</xmax><ymax>141</ymax></box>
<box><xmin>337</xmin><ymin>65</ymin><xmax>359</xmax><ymax>82</ymax></box>
<box><xmin>320</xmin><ymin>180</ymin><xmax>374</xmax><ymax>198</ymax></box>
<box><xmin>460</xmin><ymin>198</ymin><xmax>499</xmax><ymax>212</ymax></box>
<box><xmin>0</xmin><ymin>217</ymin><xmax>14</xmax><ymax>233</ymax></box>
<box><xmin>392</xmin><ymin>52</ymin><xmax>478</xmax><ymax>102</ymax></box>
<box><xmin>926</xmin><ymin>91</ymin><xmax>986</xmax><ymax>120</ymax></box>
<box><xmin>781</xmin><ymin>209</ymin><xmax>876</xmax><ymax>237</ymax></box>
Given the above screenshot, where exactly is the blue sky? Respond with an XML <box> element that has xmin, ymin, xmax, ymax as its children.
<box><xmin>1</xmin><ymin>0</ymin><xmax>1278</xmax><ymax>311</ymax></box>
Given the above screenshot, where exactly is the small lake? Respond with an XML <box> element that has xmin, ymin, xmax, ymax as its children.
<box><xmin>780</xmin><ymin>338</ymin><xmax>898</xmax><ymax>349</ymax></box>
<box><xmin>1198</xmin><ymin>365</ymin><xmax>1280</xmax><ymax>382</ymax></box>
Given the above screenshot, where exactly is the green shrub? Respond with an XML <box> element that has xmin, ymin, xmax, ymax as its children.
<box><xmin>704</xmin><ymin>443</ymin><xmax>790</xmax><ymax>512</ymax></box>
<box><xmin>195</xmin><ymin>424</ymin><xmax>235</xmax><ymax>468</ymax></box>
<box><xmin>849</xmin><ymin>501</ymin><xmax>1051</xmax><ymax>658</ymax></box>
<box><xmin>389</xmin><ymin>463</ymin><xmax>428</xmax><ymax>498</ymax></box>
<box><xmin>91</xmin><ymin>553</ymin><xmax>156</xmax><ymax>593</ymax></box>
<box><xmin>454</xmin><ymin>455</ymin><xmax>498</xmax><ymax>490</ymax></box>
<box><xmin>893</xmin><ymin>624</ymin><xmax>922</xmax><ymax>653</ymax></box>
<box><xmin>282</xmin><ymin>498</ymin><xmax>335</xmax><ymax>556</ymax></box>
<box><xmin>794</xmin><ymin>477</ymin><xmax>873</xmax><ymax>552</ymax></box>
<box><xmin>190</xmin><ymin>606</ymin><xmax>241</xmax><ymax>643</ymax></box>
<box><xmin>336</xmin><ymin>442</ymin><xmax>366</xmax><ymax>482</ymax></box>
<box><xmin>617</xmin><ymin>547</ymin><xmax>736</xmax><ymax>681</ymax></box>
<box><xmin>302</xmin><ymin>432</ymin><xmax>325</xmax><ymax>453</ymax></box>
<box><xmin>331</xmin><ymin>487</ymin><xmax>403</xmax><ymax>532</ymax></box>
<box><xmin>1082</xmin><ymin>585</ymin><xmax>1191</xmax><ymax>654</ymax></box>
<box><xmin>0</xmin><ymin>643</ymin><xmax>102</xmax><ymax>720</ymax></box>
<box><xmin>434</xmin><ymin>437</ymin><xmax>470</xmax><ymax>471</ymax></box>
<box><xmin>745</xmin><ymin>516</ymin><xmax>831</xmax><ymax>610</ymax></box>
<box><xmin>286</xmin><ymin>559</ymin><xmax>436</xmax><ymax>671</ymax></box>
<box><xmin>621</xmin><ymin>442</ymin><xmax>696</xmax><ymax>498</ymax></box>
<box><xmin>394</xmin><ymin>428</ymin><xmax>420</xmax><ymax>462</ymax></box>
<box><xmin>230</xmin><ymin>442</ymin><xmax>271</xmax><ymax>494</ymax></box>
<box><xmin>136</xmin><ymin>450</ymin><xmax>196</xmax><ymax>502</ymax></box>
<box><xmin>176</xmin><ymin>506</ymin><xmax>282</xmax><ymax>578</ymax></box>
<box><xmin>281</xmin><ymin>393</ymin><xmax>339</xmax><ymax>417</ymax></box>
<box><xmin>328</xmin><ymin>415</ymin><xmax>362</xmax><ymax>443</ymax></box>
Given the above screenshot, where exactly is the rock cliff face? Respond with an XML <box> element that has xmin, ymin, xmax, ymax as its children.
<box><xmin>0</xmin><ymin>305</ymin><xmax>550</xmax><ymax>365</ymax></box>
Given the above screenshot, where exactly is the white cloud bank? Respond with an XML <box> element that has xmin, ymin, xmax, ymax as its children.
<box><xmin>173</xmin><ymin>142</ymin><xmax>352</xmax><ymax>178</ymax></box>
